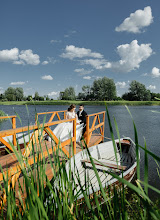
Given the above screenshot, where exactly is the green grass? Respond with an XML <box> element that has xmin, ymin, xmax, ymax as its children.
<box><xmin>0</xmin><ymin>106</ymin><xmax>159</xmax><ymax>219</ymax></box>
<box><xmin>0</xmin><ymin>110</ymin><xmax>7</xmax><ymax>122</ymax></box>
<box><xmin>1</xmin><ymin>100</ymin><xmax>160</xmax><ymax>106</ymax></box>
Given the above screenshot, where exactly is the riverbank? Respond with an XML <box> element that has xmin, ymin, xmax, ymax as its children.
<box><xmin>0</xmin><ymin>100</ymin><xmax>160</xmax><ymax>106</ymax></box>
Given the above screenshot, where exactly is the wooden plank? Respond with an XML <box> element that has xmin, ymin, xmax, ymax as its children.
<box><xmin>81</xmin><ymin>159</ymin><xmax>127</xmax><ymax>170</ymax></box>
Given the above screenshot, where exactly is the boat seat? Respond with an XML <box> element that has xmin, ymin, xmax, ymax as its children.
<box><xmin>81</xmin><ymin>159</ymin><xmax>127</xmax><ymax>171</ymax></box>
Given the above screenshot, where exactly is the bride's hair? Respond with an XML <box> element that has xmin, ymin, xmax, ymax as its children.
<box><xmin>68</xmin><ymin>104</ymin><xmax>76</xmax><ymax>111</ymax></box>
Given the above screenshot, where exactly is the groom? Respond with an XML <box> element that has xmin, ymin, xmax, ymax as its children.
<box><xmin>77</xmin><ymin>105</ymin><xmax>87</xmax><ymax>135</ymax></box>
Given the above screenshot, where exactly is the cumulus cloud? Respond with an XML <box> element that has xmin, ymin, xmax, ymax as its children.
<box><xmin>111</xmin><ymin>40</ymin><xmax>153</xmax><ymax>72</ymax></box>
<box><xmin>0</xmin><ymin>48</ymin><xmax>40</xmax><ymax>65</ymax></box>
<box><xmin>82</xmin><ymin>59</ymin><xmax>111</xmax><ymax>70</ymax></box>
<box><xmin>0</xmin><ymin>48</ymin><xmax>19</xmax><ymax>62</ymax></box>
<box><xmin>10</xmin><ymin>81</ymin><xmax>25</xmax><ymax>85</ymax></box>
<box><xmin>61</xmin><ymin>40</ymin><xmax>152</xmax><ymax>73</ymax></box>
<box><xmin>61</xmin><ymin>45</ymin><xmax>103</xmax><ymax>60</ymax></box>
<box><xmin>48</xmin><ymin>91</ymin><xmax>59</xmax><ymax>97</ymax></box>
<box><xmin>83</xmin><ymin>76</ymin><xmax>91</xmax><ymax>80</ymax></box>
<box><xmin>74</xmin><ymin>68</ymin><xmax>93</xmax><ymax>75</ymax></box>
<box><xmin>19</xmin><ymin>50</ymin><xmax>40</xmax><ymax>65</ymax></box>
<box><xmin>41</xmin><ymin>75</ymin><xmax>53</xmax><ymax>80</ymax></box>
<box><xmin>151</xmin><ymin>67</ymin><xmax>160</xmax><ymax>77</ymax></box>
<box><xmin>115</xmin><ymin>82</ymin><xmax>127</xmax><ymax>88</ymax></box>
<box><xmin>147</xmin><ymin>85</ymin><xmax>156</xmax><ymax>90</ymax></box>
<box><xmin>115</xmin><ymin>6</ymin><xmax>153</xmax><ymax>33</ymax></box>
<box><xmin>42</xmin><ymin>61</ymin><xmax>49</xmax><ymax>65</ymax></box>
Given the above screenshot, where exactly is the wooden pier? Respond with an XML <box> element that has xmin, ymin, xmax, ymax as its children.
<box><xmin>0</xmin><ymin>110</ymin><xmax>105</xmax><ymax>207</ymax></box>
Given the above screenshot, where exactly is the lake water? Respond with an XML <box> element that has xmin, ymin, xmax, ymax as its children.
<box><xmin>0</xmin><ymin>104</ymin><xmax>160</xmax><ymax>200</ymax></box>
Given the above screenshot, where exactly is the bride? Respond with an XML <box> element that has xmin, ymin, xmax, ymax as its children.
<box><xmin>48</xmin><ymin>104</ymin><xmax>83</xmax><ymax>143</ymax></box>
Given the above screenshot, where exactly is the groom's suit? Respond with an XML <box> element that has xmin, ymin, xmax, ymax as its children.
<box><xmin>77</xmin><ymin>110</ymin><xmax>87</xmax><ymax>135</ymax></box>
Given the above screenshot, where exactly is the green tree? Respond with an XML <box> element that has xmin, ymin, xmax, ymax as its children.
<box><xmin>26</xmin><ymin>95</ymin><xmax>32</xmax><ymax>101</ymax></box>
<box><xmin>4</xmin><ymin>87</ymin><xmax>16</xmax><ymax>101</ymax></box>
<box><xmin>34</xmin><ymin>92</ymin><xmax>39</xmax><ymax>101</ymax></box>
<box><xmin>60</xmin><ymin>87</ymin><xmax>76</xmax><ymax>100</ymax></box>
<box><xmin>91</xmin><ymin>77</ymin><xmax>116</xmax><ymax>100</ymax></box>
<box><xmin>129</xmin><ymin>80</ymin><xmax>151</xmax><ymax>101</ymax></box>
<box><xmin>15</xmin><ymin>87</ymin><xmax>24</xmax><ymax>101</ymax></box>
<box><xmin>46</xmin><ymin>95</ymin><xmax>50</xmax><ymax>101</ymax></box>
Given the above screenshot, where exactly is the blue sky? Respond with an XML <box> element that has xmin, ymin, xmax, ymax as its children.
<box><xmin>1</xmin><ymin>0</ymin><xmax>160</xmax><ymax>98</ymax></box>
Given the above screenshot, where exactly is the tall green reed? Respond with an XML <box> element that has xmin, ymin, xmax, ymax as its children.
<box><xmin>0</xmin><ymin>106</ymin><xmax>159</xmax><ymax>219</ymax></box>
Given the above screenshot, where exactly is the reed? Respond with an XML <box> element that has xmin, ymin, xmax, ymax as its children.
<box><xmin>0</xmin><ymin>106</ymin><xmax>159</xmax><ymax>219</ymax></box>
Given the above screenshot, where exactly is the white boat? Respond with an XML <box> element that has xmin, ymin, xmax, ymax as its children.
<box><xmin>65</xmin><ymin>137</ymin><xmax>137</xmax><ymax>200</ymax></box>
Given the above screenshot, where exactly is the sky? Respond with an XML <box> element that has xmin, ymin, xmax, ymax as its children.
<box><xmin>1</xmin><ymin>0</ymin><xmax>160</xmax><ymax>99</ymax></box>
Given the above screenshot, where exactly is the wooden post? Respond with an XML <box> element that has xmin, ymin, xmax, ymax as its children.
<box><xmin>12</xmin><ymin>116</ymin><xmax>16</xmax><ymax>146</ymax></box>
<box><xmin>102</xmin><ymin>112</ymin><xmax>105</xmax><ymax>142</ymax></box>
<box><xmin>73</xmin><ymin>118</ymin><xmax>76</xmax><ymax>155</ymax></box>
<box><xmin>64</xmin><ymin>111</ymin><xmax>66</xmax><ymax>119</ymax></box>
<box><xmin>86</xmin><ymin>115</ymin><xmax>89</xmax><ymax>146</ymax></box>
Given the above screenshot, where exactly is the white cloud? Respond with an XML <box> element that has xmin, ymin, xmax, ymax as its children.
<box><xmin>0</xmin><ymin>48</ymin><xmax>40</xmax><ymax>65</ymax></box>
<box><xmin>83</xmin><ymin>76</ymin><xmax>91</xmax><ymax>80</ymax></box>
<box><xmin>64</xmin><ymin>30</ymin><xmax>77</xmax><ymax>38</ymax></box>
<box><xmin>115</xmin><ymin>6</ymin><xmax>153</xmax><ymax>33</ymax></box>
<box><xmin>0</xmin><ymin>48</ymin><xmax>19</xmax><ymax>62</ymax></box>
<box><xmin>41</xmin><ymin>75</ymin><xmax>53</xmax><ymax>80</ymax></box>
<box><xmin>48</xmin><ymin>91</ymin><xmax>59</xmax><ymax>97</ymax></box>
<box><xmin>151</xmin><ymin>67</ymin><xmax>160</xmax><ymax>78</ymax></box>
<box><xmin>19</xmin><ymin>50</ymin><xmax>40</xmax><ymax>65</ymax></box>
<box><xmin>10</xmin><ymin>81</ymin><xmax>25</xmax><ymax>85</ymax></box>
<box><xmin>50</xmin><ymin>40</ymin><xmax>61</xmax><ymax>44</ymax></box>
<box><xmin>74</xmin><ymin>68</ymin><xmax>93</xmax><ymax>75</ymax></box>
<box><xmin>115</xmin><ymin>82</ymin><xmax>127</xmax><ymax>88</ymax></box>
<box><xmin>13</xmin><ymin>60</ymin><xmax>25</xmax><ymax>65</ymax></box>
<box><xmin>82</xmin><ymin>59</ymin><xmax>111</xmax><ymax>70</ymax></box>
<box><xmin>42</xmin><ymin>61</ymin><xmax>49</xmax><ymax>65</ymax></box>
<box><xmin>61</xmin><ymin>40</ymin><xmax>152</xmax><ymax>73</ymax></box>
<box><xmin>111</xmin><ymin>40</ymin><xmax>153</xmax><ymax>72</ymax></box>
<box><xmin>141</xmin><ymin>73</ymin><xmax>148</xmax><ymax>77</ymax></box>
<box><xmin>61</xmin><ymin>45</ymin><xmax>103</xmax><ymax>60</ymax></box>
<box><xmin>147</xmin><ymin>85</ymin><xmax>156</xmax><ymax>90</ymax></box>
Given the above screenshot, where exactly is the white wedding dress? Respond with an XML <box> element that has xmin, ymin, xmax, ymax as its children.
<box><xmin>48</xmin><ymin>111</ymin><xmax>83</xmax><ymax>142</ymax></box>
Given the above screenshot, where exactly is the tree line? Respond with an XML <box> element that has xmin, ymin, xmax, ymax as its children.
<box><xmin>0</xmin><ymin>87</ymin><xmax>50</xmax><ymax>102</ymax></box>
<box><xmin>60</xmin><ymin>77</ymin><xmax>160</xmax><ymax>101</ymax></box>
<box><xmin>0</xmin><ymin>77</ymin><xmax>160</xmax><ymax>102</ymax></box>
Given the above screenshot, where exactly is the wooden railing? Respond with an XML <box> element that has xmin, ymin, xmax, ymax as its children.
<box><xmin>0</xmin><ymin>110</ymin><xmax>106</xmax><ymax>207</ymax></box>
<box><xmin>85</xmin><ymin>111</ymin><xmax>105</xmax><ymax>145</ymax></box>
<box><xmin>0</xmin><ymin>117</ymin><xmax>76</xmax><ymax>206</ymax></box>
<box><xmin>0</xmin><ymin>117</ymin><xmax>76</xmax><ymax>156</ymax></box>
<box><xmin>0</xmin><ymin>115</ymin><xmax>17</xmax><ymax>146</ymax></box>
<box><xmin>35</xmin><ymin>110</ymin><xmax>67</xmax><ymax>124</ymax></box>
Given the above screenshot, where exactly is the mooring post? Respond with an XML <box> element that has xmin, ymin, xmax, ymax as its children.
<box><xmin>102</xmin><ymin>112</ymin><xmax>105</xmax><ymax>142</ymax></box>
<box><xmin>73</xmin><ymin>118</ymin><xmax>76</xmax><ymax>155</ymax></box>
<box><xmin>12</xmin><ymin>116</ymin><xmax>16</xmax><ymax>146</ymax></box>
<box><xmin>86</xmin><ymin>115</ymin><xmax>90</xmax><ymax>146</ymax></box>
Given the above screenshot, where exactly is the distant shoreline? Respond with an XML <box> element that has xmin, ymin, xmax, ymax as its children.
<box><xmin>0</xmin><ymin>100</ymin><xmax>160</xmax><ymax>106</ymax></box>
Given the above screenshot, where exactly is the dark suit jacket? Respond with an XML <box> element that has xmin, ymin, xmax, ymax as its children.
<box><xmin>77</xmin><ymin>110</ymin><xmax>87</xmax><ymax>125</ymax></box>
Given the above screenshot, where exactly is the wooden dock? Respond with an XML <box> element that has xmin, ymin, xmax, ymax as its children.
<box><xmin>0</xmin><ymin>110</ymin><xmax>105</xmax><ymax>207</ymax></box>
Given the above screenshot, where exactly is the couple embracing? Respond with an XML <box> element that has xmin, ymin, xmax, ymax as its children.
<box><xmin>49</xmin><ymin>104</ymin><xmax>87</xmax><ymax>143</ymax></box>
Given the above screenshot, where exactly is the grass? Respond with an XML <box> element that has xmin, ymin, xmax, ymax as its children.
<box><xmin>1</xmin><ymin>100</ymin><xmax>160</xmax><ymax>106</ymax></box>
<box><xmin>0</xmin><ymin>110</ymin><xmax>7</xmax><ymax>122</ymax></box>
<box><xmin>0</xmin><ymin>106</ymin><xmax>159</xmax><ymax>219</ymax></box>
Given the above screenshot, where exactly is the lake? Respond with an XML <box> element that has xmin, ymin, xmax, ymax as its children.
<box><xmin>0</xmin><ymin>104</ymin><xmax>160</xmax><ymax>200</ymax></box>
